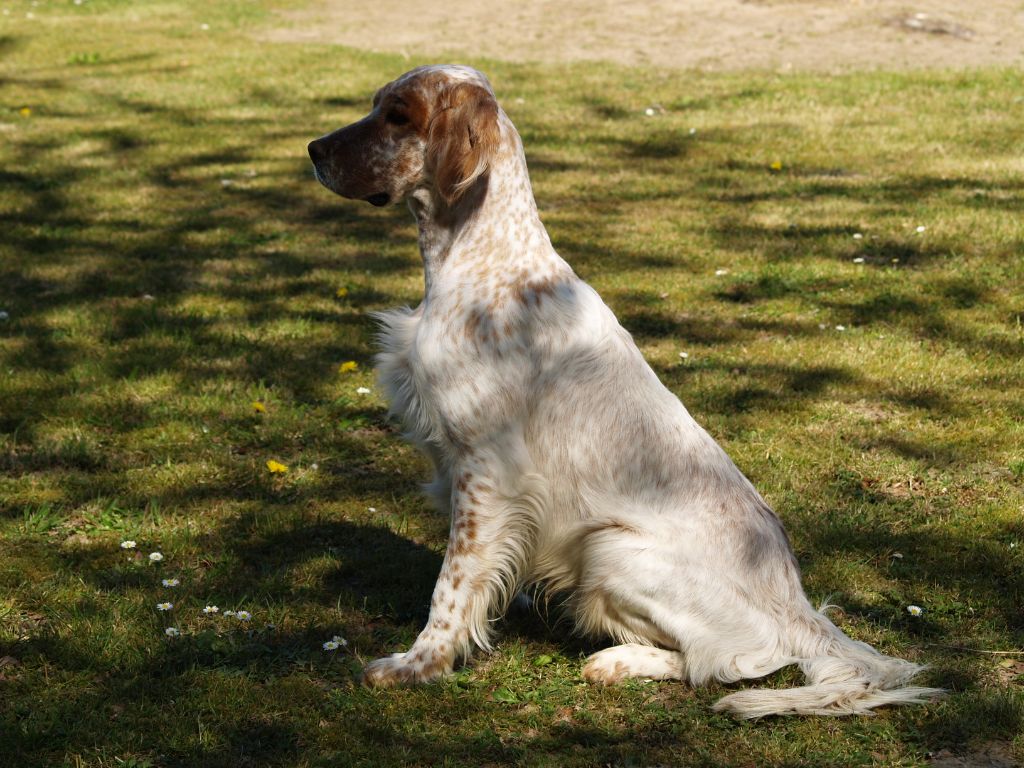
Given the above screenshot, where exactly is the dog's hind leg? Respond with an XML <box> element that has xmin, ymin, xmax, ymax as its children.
<box><xmin>570</xmin><ymin>512</ymin><xmax>795</xmax><ymax>690</ymax></box>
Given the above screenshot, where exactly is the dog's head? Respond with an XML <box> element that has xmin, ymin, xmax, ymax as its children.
<box><xmin>308</xmin><ymin>65</ymin><xmax>501</xmax><ymax>208</ymax></box>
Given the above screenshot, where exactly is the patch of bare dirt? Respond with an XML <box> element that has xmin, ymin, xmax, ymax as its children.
<box><xmin>265</xmin><ymin>1</ymin><xmax>1024</xmax><ymax>72</ymax></box>
<box><xmin>927</xmin><ymin>742</ymin><xmax>1020</xmax><ymax>768</ymax></box>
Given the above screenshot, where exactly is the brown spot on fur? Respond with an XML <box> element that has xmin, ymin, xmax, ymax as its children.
<box><xmin>464</xmin><ymin>310</ymin><xmax>482</xmax><ymax>340</ymax></box>
<box><xmin>513</xmin><ymin>282</ymin><xmax>529</xmax><ymax>307</ymax></box>
<box><xmin>452</xmin><ymin>574</ymin><xmax>463</xmax><ymax>590</ymax></box>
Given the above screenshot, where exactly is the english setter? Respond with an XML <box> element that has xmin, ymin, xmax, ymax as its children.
<box><xmin>307</xmin><ymin>65</ymin><xmax>942</xmax><ymax>717</ymax></box>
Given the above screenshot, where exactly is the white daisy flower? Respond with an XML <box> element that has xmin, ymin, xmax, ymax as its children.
<box><xmin>332</xmin><ymin>635</ymin><xmax>348</xmax><ymax>647</ymax></box>
<box><xmin>202</xmin><ymin>605</ymin><xmax>219</xmax><ymax>614</ymax></box>
<box><xmin>223</xmin><ymin>610</ymin><xmax>236</xmax><ymax>617</ymax></box>
<box><xmin>835</xmin><ymin>325</ymin><xmax>846</xmax><ymax>331</ymax></box>
<box><xmin>322</xmin><ymin>640</ymin><xmax>340</xmax><ymax>651</ymax></box>
<box><xmin>156</xmin><ymin>602</ymin><xmax>173</xmax><ymax>611</ymax></box>
<box><xmin>852</xmin><ymin>257</ymin><xmax>865</xmax><ymax>264</ymax></box>
<box><xmin>852</xmin><ymin>233</ymin><xmax>863</xmax><ymax>240</ymax></box>
<box><xmin>906</xmin><ymin>605</ymin><xmax>923</xmax><ymax>616</ymax></box>
<box><xmin>120</xmin><ymin>540</ymin><xmax>136</xmax><ymax>549</ymax></box>
<box><xmin>678</xmin><ymin>352</ymin><xmax>689</xmax><ymax>359</ymax></box>
<box><xmin>165</xmin><ymin>627</ymin><xmax>180</xmax><ymax>637</ymax></box>
<box><xmin>149</xmin><ymin>552</ymin><xmax>163</xmax><ymax>562</ymax></box>
<box><xmin>714</xmin><ymin>269</ymin><xmax>728</xmax><ymax>276</ymax></box>
<box><xmin>915</xmin><ymin>225</ymin><xmax>926</xmax><ymax>233</ymax></box>
<box><xmin>356</xmin><ymin>387</ymin><xmax>371</xmax><ymax>395</ymax></box>
<box><xmin>235</xmin><ymin>610</ymin><xmax>252</xmax><ymax>621</ymax></box>
<box><xmin>161</xmin><ymin>578</ymin><xmax>180</xmax><ymax>588</ymax></box>
<box><xmin>368</xmin><ymin>507</ymin><xmax>377</xmax><ymax>513</ymax></box>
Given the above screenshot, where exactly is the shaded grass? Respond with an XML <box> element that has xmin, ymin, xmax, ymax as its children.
<box><xmin>0</xmin><ymin>1</ymin><xmax>1022</xmax><ymax>766</ymax></box>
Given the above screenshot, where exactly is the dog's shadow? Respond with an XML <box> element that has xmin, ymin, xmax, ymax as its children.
<box><xmin>225</xmin><ymin>512</ymin><xmax>590</xmax><ymax>658</ymax></box>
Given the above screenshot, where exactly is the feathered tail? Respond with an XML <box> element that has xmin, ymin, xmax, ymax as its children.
<box><xmin>712</xmin><ymin>609</ymin><xmax>944</xmax><ymax>718</ymax></box>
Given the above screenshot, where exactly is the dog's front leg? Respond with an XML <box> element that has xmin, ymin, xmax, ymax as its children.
<box><xmin>363</xmin><ymin>467</ymin><xmax>523</xmax><ymax>687</ymax></box>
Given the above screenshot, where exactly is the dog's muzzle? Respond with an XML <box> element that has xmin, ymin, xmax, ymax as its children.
<box><xmin>307</xmin><ymin>140</ymin><xmax>330</xmax><ymax>188</ymax></box>
<box><xmin>307</xmin><ymin>136</ymin><xmax>388</xmax><ymax>206</ymax></box>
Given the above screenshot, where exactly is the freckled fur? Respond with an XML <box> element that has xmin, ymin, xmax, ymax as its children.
<box><xmin>309</xmin><ymin>65</ymin><xmax>943</xmax><ymax>716</ymax></box>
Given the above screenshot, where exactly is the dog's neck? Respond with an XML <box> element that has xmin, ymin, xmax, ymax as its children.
<box><xmin>407</xmin><ymin>115</ymin><xmax>564</xmax><ymax>297</ymax></box>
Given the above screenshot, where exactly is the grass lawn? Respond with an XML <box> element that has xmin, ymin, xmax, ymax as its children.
<box><xmin>1</xmin><ymin>1</ymin><xmax>1022</xmax><ymax>765</ymax></box>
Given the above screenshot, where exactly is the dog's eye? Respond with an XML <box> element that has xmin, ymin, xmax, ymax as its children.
<box><xmin>386</xmin><ymin>111</ymin><xmax>410</xmax><ymax>127</ymax></box>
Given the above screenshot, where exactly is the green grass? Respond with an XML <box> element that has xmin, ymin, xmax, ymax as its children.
<box><xmin>1</xmin><ymin>2</ymin><xmax>1023</xmax><ymax>766</ymax></box>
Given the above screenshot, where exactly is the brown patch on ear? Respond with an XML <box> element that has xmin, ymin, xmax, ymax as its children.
<box><xmin>428</xmin><ymin>83</ymin><xmax>500</xmax><ymax>204</ymax></box>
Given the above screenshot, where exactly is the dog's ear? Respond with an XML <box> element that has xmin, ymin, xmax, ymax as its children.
<box><xmin>428</xmin><ymin>83</ymin><xmax>500</xmax><ymax>205</ymax></box>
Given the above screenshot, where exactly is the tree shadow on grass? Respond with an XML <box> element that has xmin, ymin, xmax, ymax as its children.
<box><xmin>0</xmin><ymin>78</ymin><xmax>428</xmax><ymax>487</ymax></box>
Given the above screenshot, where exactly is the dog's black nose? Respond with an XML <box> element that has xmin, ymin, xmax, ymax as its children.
<box><xmin>307</xmin><ymin>139</ymin><xmax>326</xmax><ymax>164</ymax></box>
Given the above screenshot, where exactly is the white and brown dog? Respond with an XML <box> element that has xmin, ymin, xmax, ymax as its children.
<box><xmin>308</xmin><ymin>65</ymin><xmax>942</xmax><ymax>717</ymax></box>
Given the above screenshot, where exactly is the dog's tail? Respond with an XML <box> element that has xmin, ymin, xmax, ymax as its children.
<box><xmin>712</xmin><ymin>607</ymin><xmax>944</xmax><ymax>718</ymax></box>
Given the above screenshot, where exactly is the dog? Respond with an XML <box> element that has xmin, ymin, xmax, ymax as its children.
<box><xmin>307</xmin><ymin>65</ymin><xmax>943</xmax><ymax>717</ymax></box>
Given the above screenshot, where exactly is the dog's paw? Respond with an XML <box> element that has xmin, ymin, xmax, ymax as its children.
<box><xmin>582</xmin><ymin>650</ymin><xmax>630</xmax><ymax>685</ymax></box>
<box><xmin>362</xmin><ymin>651</ymin><xmax>451</xmax><ymax>688</ymax></box>
<box><xmin>583</xmin><ymin>644</ymin><xmax>684</xmax><ymax>686</ymax></box>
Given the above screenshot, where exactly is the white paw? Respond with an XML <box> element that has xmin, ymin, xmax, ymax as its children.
<box><xmin>582</xmin><ymin>648</ymin><xmax>631</xmax><ymax>685</ymax></box>
<box><xmin>362</xmin><ymin>650</ymin><xmax>451</xmax><ymax>687</ymax></box>
<box><xmin>583</xmin><ymin>644</ymin><xmax>683</xmax><ymax>685</ymax></box>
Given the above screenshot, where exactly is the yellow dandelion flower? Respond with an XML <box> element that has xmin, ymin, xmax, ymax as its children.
<box><xmin>338</xmin><ymin>361</ymin><xmax>358</xmax><ymax>374</ymax></box>
<box><xmin>769</xmin><ymin>160</ymin><xmax>783</xmax><ymax>172</ymax></box>
<box><xmin>266</xmin><ymin>460</ymin><xmax>288</xmax><ymax>474</ymax></box>
<box><xmin>252</xmin><ymin>400</ymin><xmax>266</xmax><ymax>413</ymax></box>
<box><xmin>19</xmin><ymin>107</ymin><xmax>31</xmax><ymax>117</ymax></box>
<box><xmin>335</xmin><ymin>286</ymin><xmax>349</xmax><ymax>298</ymax></box>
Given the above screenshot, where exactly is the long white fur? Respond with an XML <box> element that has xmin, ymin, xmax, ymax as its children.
<box><xmin>318</xmin><ymin>65</ymin><xmax>944</xmax><ymax>716</ymax></box>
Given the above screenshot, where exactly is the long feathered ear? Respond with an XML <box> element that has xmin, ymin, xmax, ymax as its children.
<box><xmin>428</xmin><ymin>83</ymin><xmax>501</xmax><ymax>205</ymax></box>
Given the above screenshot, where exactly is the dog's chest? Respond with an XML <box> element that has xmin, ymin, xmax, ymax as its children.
<box><xmin>377</xmin><ymin>295</ymin><xmax>532</xmax><ymax>452</ymax></box>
